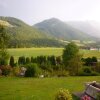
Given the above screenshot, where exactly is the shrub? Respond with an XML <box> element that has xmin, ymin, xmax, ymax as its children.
<box><xmin>13</xmin><ymin>66</ymin><xmax>20</xmax><ymax>76</ymax></box>
<box><xmin>47</xmin><ymin>56</ymin><xmax>56</xmax><ymax>65</ymax></box>
<box><xmin>92</xmin><ymin>56</ymin><xmax>97</xmax><ymax>62</ymax></box>
<box><xmin>84</xmin><ymin>57</ymin><xmax>92</xmax><ymax>66</ymax></box>
<box><xmin>25</xmin><ymin>63</ymin><xmax>41</xmax><ymax>77</ymax></box>
<box><xmin>37</xmin><ymin>56</ymin><xmax>46</xmax><ymax>64</ymax></box>
<box><xmin>26</xmin><ymin>57</ymin><xmax>31</xmax><ymax>64</ymax></box>
<box><xmin>40</xmin><ymin>61</ymin><xmax>53</xmax><ymax>72</ymax></box>
<box><xmin>91</xmin><ymin>71</ymin><xmax>99</xmax><ymax>76</ymax></box>
<box><xmin>79</xmin><ymin>67</ymin><xmax>99</xmax><ymax>76</ymax></box>
<box><xmin>55</xmin><ymin>88</ymin><xmax>73</xmax><ymax>100</ymax></box>
<box><xmin>18</xmin><ymin>56</ymin><xmax>25</xmax><ymax>65</ymax></box>
<box><xmin>83</xmin><ymin>67</ymin><xmax>92</xmax><ymax>73</ymax></box>
<box><xmin>83</xmin><ymin>56</ymin><xmax>97</xmax><ymax>66</ymax></box>
<box><xmin>31</xmin><ymin>57</ymin><xmax>37</xmax><ymax>63</ymax></box>
<box><xmin>0</xmin><ymin>65</ymin><xmax>12</xmax><ymax>76</ymax></box>
<box><xmin>95</xmin><ymin>62</ymin><xmax>100</xmax><ymax>73</ymax></box>
<box><xmin>56</xmin><ymin>56</ymin><xmax>62</xmax><ymax>65</ymax></box>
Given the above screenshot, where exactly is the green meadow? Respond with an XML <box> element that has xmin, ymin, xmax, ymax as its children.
<box><xmin>8</xmin><ymin>48</ymin><xmax>100</xmax><ymax>60</ymax></box>
<box><xmin>0</xmin><ymin>76</ymin><xmax>100</xmax><ymax>100</ymax></box>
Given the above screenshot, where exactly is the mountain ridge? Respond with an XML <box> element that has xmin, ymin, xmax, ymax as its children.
<box><xmin>0</xmin><ymin>16</ymin><xmax>100</xmax><ymax>48</ymax></box>
<box><xmin>34</xmin><ymin>18</ymin><xmax>97</xmax><ymax>41</ymax></box>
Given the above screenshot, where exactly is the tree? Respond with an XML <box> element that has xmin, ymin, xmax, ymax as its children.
<box><xmin>26</xmin><ymin>57</ymin><xmax>31</xmax><ymax>64</ymax></box>
<box><xmin>18</xmin><ymin>56</ymin><xmax>25</xmax><ymax>65</ymax></box>
<box><xmin>31</xmin><ymin>57</ymin><xmax>37</xmax><ymax>63</ymax></box>
<box><xmin>84</xmin><ymin>57</ymin><xmax>92</xmax><ymax>66</ymax></box>
<box><xmin>9</xmin><ymin>56</ymin><xmax>14</xmax><ymax>67</ymax></box>
<box><xmin>62</xmin><ymin>42</ymin><xmax>82</xmax><ymax>75</ymax></box>
<box><xmin>67</xmin><ymin>54</ymin><xmax>82</xmax><ymax>75</ymax></box>
<box><xmin>36</xmin><ymin>56</ymin><xmax>46</xmax><ymax>65</ymax></box>
<box><xmin>0</xmin><ymin>25</ymin><xmax>9</xmax><ymax>65</ymax></box>
<box><xmin>92</xmin><ymin>56</ymin><xmax>97</xmax><ymax>62</ymax></box>
<box><xmin>62</xmin><ymin>42</ymin><xmax>79</xmax><ymax>67</ymax></box>
<box><xmin>47</xmin><ymin>56</ymin><xmax>56</xmax><ymax>65</ymax></box>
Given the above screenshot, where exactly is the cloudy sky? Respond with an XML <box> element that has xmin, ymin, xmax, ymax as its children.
<box><xmin>0</xmin><ymin>0</ymin><xmax>100</xmax><ymax>25</ymax></box>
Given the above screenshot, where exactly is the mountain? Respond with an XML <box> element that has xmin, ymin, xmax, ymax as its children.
<box><xmin>34</xmin><ymin>18</ymin><xmax>95</xmax><ymax>41</ymax></box>
<box><xmin>67</xmin><ymin>21</ymin><xmax>100</xmax><ymax>38</ymax></box>
<box><xmin>0</xmin><ymin>17</ymin><xmax>64</xmax><ymax>47</ymax></box>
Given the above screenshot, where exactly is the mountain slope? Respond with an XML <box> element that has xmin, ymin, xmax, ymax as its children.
<box><xmin>34</xmin><ymin>18</ymin><xmax>95</xmax><ymax>41</ymax></box>
<box><xmin>0</xmin><ymin>17</ymin><xmax>64</xmax><ymax>47</ymax></box>
<box><xmin>67</xmin><ymin>21</ymin><xmax>100</xmax><ymax>38</ymax></box>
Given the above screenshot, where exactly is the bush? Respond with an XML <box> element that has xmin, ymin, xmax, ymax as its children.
<box><xmin>0</xmin><ymin>65</ymin><xmax>12</xmax><ymax>76</ymax></box>
<box><xmin>83</xmin><ymin>67</ymin><xmax>92</xmax><ymax>73</ymax></box>
<box><xmin>13</xmin><ymin>66</ymin><xmax>20</xmax><ymax>76</ymax></box>
<box><xmin>95</xmin><ymin>62</ymin><xmax>100</xmax><ymax>73</ymax></box>
<box><xmin>79</xmin><ymin>67</ymin><xmax>99</xmax><ymax>76</ymax></box>
<box><xmin>25</xmin><ymin>63</ymin><xmax>41</xmax><ymax>77</ymax></box>
<box><xmin>92</xmin><ymin>56</ymin><xmax>97</xmax><ymax>62</ymax></box>
<box><xmin>55</xmin><ymin>88</ymin><xmax>73</xmax><ymax>100</ymax></box>
<box><xmin>91</xmin><ymin>71</ymin><xmax>99</xmax><ymax>76</ymax></box>
<box><xmin>37</xmin><ymin>56</ymin><xmax>46</xmax><ymax>64</ymax></box>
<box><xmin>47</xmin><ymin>56</ymin><xmax>56</xmax><ymax>65</ymax></box>
<box><xmin>18</xmin><ymin>56</ymin><xmax>25</xmax><ymax>65</ymax></box>
<box><xmin>31</xmin><ymin>57</ymin><xmax>37</xmax><ymax>63</ymax></box>
<box><xmin>83</xmin><ymin>56</ymin><xmax>97</xmax><ymax>66</ymax></box>
<box><xmin>26</xmin><ymin>57</ymin><xmax>31</xmax><ymax>64</ymax></box>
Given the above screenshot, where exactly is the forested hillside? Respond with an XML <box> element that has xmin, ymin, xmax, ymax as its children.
<box><xmin>0</xmin><ymin>17</ymin><xmax>64</xmax><ymax>47</ymax></box>
<box><xmin>0</xmin><ymin>17</ymin><xmax>99</xmax><ymax>48</ymax></box>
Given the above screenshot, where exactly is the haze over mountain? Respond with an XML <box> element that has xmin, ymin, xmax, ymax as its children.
<box><xmin>67</xmin><ymin>21</ymin><xmax>100</xmax><ymax>38</ymax></box>
<box><xmin>34</xmin><ymin>18</ymin><xmax>96</xmax><ymax>41</ymax></box>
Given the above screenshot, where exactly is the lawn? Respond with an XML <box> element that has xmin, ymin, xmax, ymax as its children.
<box><xmin>0</xmin><ymin>76</ymin><xmax>100</xmax><ymax>100</ymax></box>
<box><xmin>8</xmin><ymin>48</ymin><xmax>100</xmax><ymax>61</ymax></box>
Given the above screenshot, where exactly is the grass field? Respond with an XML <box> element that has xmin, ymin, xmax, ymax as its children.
<box><xmin>8</xmin><ymin>48</ymin><xmax>100</xmax><ymax>60</ymax></box>
<box><xmin>0</xmin><ymin>76</ymin><xmax>100</xmax><ymax>100</ymax></box>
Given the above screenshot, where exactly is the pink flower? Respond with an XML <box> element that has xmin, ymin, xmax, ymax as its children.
<box><xmin>81</xmin><ymin>95</ymin><xmax>91</xmax><ymax>100</ymax></box>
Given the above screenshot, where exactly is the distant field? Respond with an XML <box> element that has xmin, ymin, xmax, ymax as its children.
<box><xmin>0</xmin><ymin>76</ymin><xmax>100</xmax><ymax>100</ymax></box>
<box><xmin>8</xmin><ymin>48</ymin><xmax>100</xmax><ymax>60</ymax></box>
<box><xmin>8</xmin><ymin>48</ymin><xmax>63</xmax><ymax>60</ymax></box>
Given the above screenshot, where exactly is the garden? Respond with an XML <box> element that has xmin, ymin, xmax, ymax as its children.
<box><xmin>0</xmin><ymin>25</ymin><xmax>100</xmax><ymax>100</ymax></box>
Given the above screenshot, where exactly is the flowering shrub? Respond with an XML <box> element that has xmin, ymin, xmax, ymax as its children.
<box><xmin>81</xmin><ymin>95</ymin><xmax>90</xmax><ymax>100</ymax></box>
<box><xmin>55</xmin><ymin>88</ymin><xmax>73</xmax><ymax>100</ymax></box>
<box><xmin>0</xmin><ymin>65</ymin><xmax>12</xmax><ymax>76</ymax></box>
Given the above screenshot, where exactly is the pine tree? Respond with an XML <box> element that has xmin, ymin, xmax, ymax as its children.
<box><xmin>9</xmin><ymin>56</ymin><xmax>14</xmax><ymax>67</ymax></box>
